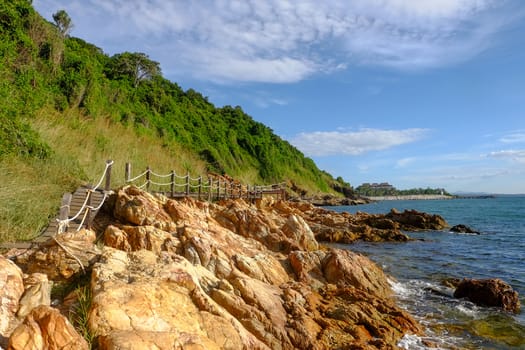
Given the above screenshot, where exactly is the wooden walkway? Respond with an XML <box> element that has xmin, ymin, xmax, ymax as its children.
<box><xmin>1</xmin><ymin>160</ymin><xmax>287</xmax><ymax>251</ymax></box>
<box><xmin>1</xmin><ymin>186</ymin><xmax>105</xmax><ymax>250</ymax></box>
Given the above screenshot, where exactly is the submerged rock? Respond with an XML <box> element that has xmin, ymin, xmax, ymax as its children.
<box><xmin>450</xmin><ymin>224</ymin><xmax>480</xmax><ymax>234</ymax></box>
<box><xmin>386</xmin><ymin>208</ymin><xmax>449</xmax><ymax>231</ymax></box>
<box><xmin>454</xmin><ymin>278</ymin><xmax>521</xmax><ymax>313</ymax></box>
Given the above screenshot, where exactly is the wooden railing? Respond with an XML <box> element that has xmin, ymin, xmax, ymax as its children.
<box><xmin>57</xmin><ymin>160</ymin><xmax>113</xmax><ymax>233</ymax></box>
<box><xmin>54</xmin><ymin>161</ymin><xmax>286</xmax><ymax>235</ymax></box>
<box><xmin>124</xmin><ymin>163</ymin><xmax>287</xmax><ymax>201</ymax></box>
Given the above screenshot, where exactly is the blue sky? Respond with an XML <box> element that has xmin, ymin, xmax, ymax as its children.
<box><xmin>34</xmin><ymin>0</ymin><xmax>525</xmax><ymax>194</ymax></box>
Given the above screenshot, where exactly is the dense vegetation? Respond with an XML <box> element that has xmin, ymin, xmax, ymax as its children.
<box><xmin>0</xmin><ymin>1</ymin><xmax>352</xmax><ymax>242</ymax></box>
<box><xmin>354</xmin><ymin>183</ymin><xmax>449</xmax><ymax>197</ymax></box>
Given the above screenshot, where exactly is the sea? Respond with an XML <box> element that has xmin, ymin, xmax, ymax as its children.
<box><xmin>329</xmin><ymin>196</ymin><xmax>525</xmax><ymax>349</ymax></box>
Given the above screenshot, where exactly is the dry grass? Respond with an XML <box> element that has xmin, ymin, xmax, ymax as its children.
<box><xmin>0</xmin><ymin>156</ymin><xmax>80</xmax><ymax>242</ymax></box>
<box><xmin>0</xmin><ymin>108</ymin><xmax>209</xmax><ymax>243</ymax></box>
<box><xmin>33</xmin><ymin>108</ymin><xmax>208</xmax><ymax>186</ymax></box>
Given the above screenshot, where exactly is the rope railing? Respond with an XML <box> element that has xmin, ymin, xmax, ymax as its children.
<box><xmin>56</xmin><ymin>160</ymin><xmax>114</xmax><ymax>234</ymax></box>
<box><xmin>124</xmin><ymin>162</ymin><xmax>287</xmax><ymax>201</ymax></box>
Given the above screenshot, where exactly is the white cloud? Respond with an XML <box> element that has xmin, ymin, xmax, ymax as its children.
<box><xmin>488</xmin><ymin>150</ymin><xmax>525</xmax><ymax>163</ymax></box>
<box><xmin>291</xmin><ymin>128</ymin><xmax>429</xmax><ymax>156</ymax></box>
<box><xmin>500</xmin><ymin>131</ymin><xmax>525</xmax><ymax>144</ymax></box>
<box><xmin>33</xmin><ymin>0</ymin><xmax>518</xmax><ymax>83</ymax></box>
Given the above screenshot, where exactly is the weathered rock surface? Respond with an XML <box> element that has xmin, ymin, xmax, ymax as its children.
<box><xmin>454</xmin><ymin>278</ymin><xmax>521</xmax><ymax>313</ymax></box>
<box><xmin>2</xmin><ymin>186</ymin><xmax>430</xmax><ymax>349</ymax></box>
<box><xmin>16</xmin><ymin>273</ymin><xmax>51</xmax><ymax>319</ymax></box>
<box><xmin>84</xmin><ymin>187</ymin><xmax>422</xmax><ymax>349</ymax></box>
<box><xmin>21</xmin><ymin>229</ymin><xmax>100</xmax><ymax>281</ymax></box>
<box><xmin>385</xmin><ymin>208</ymin><xmax>448</xmax><ymax>231</ymax></box>
<box><xmin>7</xmin><ymin>305</ymin><xmax>89</xmax><ymax>350</ymax></box>
<box><xmin>0</xmin><ymin>256</ymin><xmax>24</xmax><ymax>345</ymax></box>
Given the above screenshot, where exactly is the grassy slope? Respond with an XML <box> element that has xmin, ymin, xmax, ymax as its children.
<box><xmin>0</xmin><ymin>1</ymin><xmax>352</xmax><ymax>242</ymax></box>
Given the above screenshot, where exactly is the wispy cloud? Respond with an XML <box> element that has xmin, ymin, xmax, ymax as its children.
<box><xmin>500</xmin><ymin>130</ymin><xmax>525</xmax><ymax>144</ymax></box>
<box><xmin>291</xmin><ymin>128</ymin><xmax>429</xmax><ymax>156</ymax></box>
<box><xmin>34</xmin><ymin>0</ymin><xmax>518</xmax><ymax>83</ymax></box>
<box><xmin>488</xmin><ymin>149</ymin><xmax>525</xmax><ymax>163</ymax></box>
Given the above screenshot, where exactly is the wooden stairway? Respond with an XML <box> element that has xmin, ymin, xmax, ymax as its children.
<box><xmin>1</xmin><ymin>186</ymin><xmax>106</xmax><ymax>250</ymax></box>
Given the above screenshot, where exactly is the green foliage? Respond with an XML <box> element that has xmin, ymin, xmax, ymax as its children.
<box><xmin>0</xmin><ymin>0</ymin><xmax>354</xmax><ymax>244</ymax></box>
<box><xmin>52</xmin><ymin>9</ymin><xmax>72</xmax><ymax>37</ymax></box>
<box><xmin>355</xmin><ymin>183</ymin><xmax>449</xmax><ymax>196</ymax></box>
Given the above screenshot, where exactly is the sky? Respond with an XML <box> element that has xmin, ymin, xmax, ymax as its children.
<box><xmin>33</xmin><ymin>0</ymin><xmax>525</xmax><ymax>194</ymax></box>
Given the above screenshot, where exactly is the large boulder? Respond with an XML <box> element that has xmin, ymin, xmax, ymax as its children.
<box><xmin>8</xmin><ymin>305</ymin><xmax>89</xmax><ymax>350</ymax></box>
<box><xmin>113</xmin><ymin>185</ymin><xmax>176</xmax><ymax>232</ymax></box>
<box><xmin>23</xmin><ymin>229</ymin><xmax>100</xmax><ymax>281</ymax></box>
<box><xmin>16</xmin><ymin>273</ymin><xmax>51</xmax><ymax>319</ymax></box>
<box><xmin>104</xmin><ymin>224</ymin><xmax>181</xmax><ymax>253</ymax></box>
<box><xmin>89</xmin><ymin>247</ymin><xmax>267</xmax><ymax>350</ymax></box>
<box><xmin>0</xmin><ymin>256</ymin><xmax>24</xmax><ymax>344</ymax></box>
<box><xmin>322</xmin><ymin>248</ymin><xmax>392</xmax><ymax>299</ymax></box>
<box><xmin>454</xmin><ymin>278</ymin><xmax>521</xmax><ymax>313</ymax></box>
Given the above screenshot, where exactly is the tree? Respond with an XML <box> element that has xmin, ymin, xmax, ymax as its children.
<box><xmin>105</xmin><ymin>52</ymin><xmax>161</xmax><ymax>87</ymax></box>
<box><xmin>52</xmin><ymin>9</ymin><xmax>72</xmax><ymax>37</ymax></box>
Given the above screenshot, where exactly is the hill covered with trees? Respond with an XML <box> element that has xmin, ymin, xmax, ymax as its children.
<box><xmin>0</xmin><ymin>1</ymin><xmax>353</xmax><ymax>241</ymax></box>
<box><xmin>354</xmin><ymin>183</ymin><xmax>449</xmax><ymax>197</ymax></box>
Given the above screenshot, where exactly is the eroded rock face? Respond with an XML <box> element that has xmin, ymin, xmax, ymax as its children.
<box><xmin>386</xmin><ymin>208</ymin><xmax>448</xmax><ymax>231</ymax></box>
<box><xmin>16</xmin><ymin>273</ymin><xmax>51</xmax><ymax>319</ymax></box>
<box><xmin>8</xmin><ymin>305</ymin><xmax>89</xmax><ymax>350</ymax></box>
<box><xmin>23</xmin><ymin>229</ymin><xmax>100</xmax><ymax>281</ymax></box>
<box><xmin>454</xmin><ymin>278</ymin><xmax>521</xmax><ymax>313</ymax></box>
<box><xmin>84</xmin><ymin>189</ymin><xmax>422</xmax><ymax>349</ymax></box>
<box><xmin>2</xmin><ymin>187</ymin><xmax>427</xmax><ymax>349</ymax></box>
<box><xmin>0</xmin><ymin>256</ymin><xmax>24</xmax><ymax>344</ymax></box>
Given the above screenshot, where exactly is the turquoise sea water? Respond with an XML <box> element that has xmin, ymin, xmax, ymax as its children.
<box><xmin>330</xmin><ymin>196</ymin><xmax>525</xmax><ymax>349</ymax></box>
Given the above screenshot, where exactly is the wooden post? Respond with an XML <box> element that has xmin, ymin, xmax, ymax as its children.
<box><xmin>146</xmin><ymin>167</ymin><xmax>150</xmax><ymax>192</ymax></box>
<box><xmin>224</xmin><ymin>181</ymin><xmax>228</xmax><ymax>199</ymax></box>
<box><xmin>198</xmin><ymin>176</ymin><xmax>202</xmax><ymax>200</ymax></box>
<box><xmin>105</xmin><ymin>160</ymin><xmax>112</xmax><ymax>192</ymax></box>
<box><xmin>207</xmin><ymin>177</ymin><xmax>212</xmax><ymax>201</ymax></box>
<box><xmin>217</xmin><ymin>180</ymin><xmax>221</xmax><ymax>200</ymax></box>
<box><xmin>170</xmin><ymin>170</ymin><xmax>175</xmax><ymax>198</ymax></box>
<box><xmin>185</xmin><ymin>172</ymin><xmax>190</xmax><ymax>196</ymax></box>
<box><xmin>58</xmin><ymin>193</ymin><xmax>72</xmax><ymax>233</ymax></box>
<box><xmin>125</xmin><ymin>162</ymin><xmax>131</xmax><ymax>183</ymax></box>
<box><xmin>85</xmin><ymin>187</ymin><xmax>93</xmax><ymax>229</ymax></box>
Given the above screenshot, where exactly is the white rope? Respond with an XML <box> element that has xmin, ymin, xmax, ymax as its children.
<box><xmin>149</xmin><ymin>179</ymin><xmax>173</xmax><ymax>186</ymax></box>
<box><xmin>137</xmin><ymin>181</ymin><xmax>149</xmax><ymax>189</ymax></box>
<box><xmin>174</xmin><ymin>173</ymin><xmax>188</xmax><ymax>179</ymax></box>
<box><xmin>52</xmin><ymin>236</ymin><xmax>86</xmax><ymax>274</ymax></box>
<box><xmin>190</xmin><ymin>176</ymin><xmax>202</xmax><ymax>182</ymax></box>
<box><xmin>57</xmin><ymin>190</ymin><xmax>91</xmax><ymax>225</ymax></box>
<box><xmin>92</xmin><ymin>160</ymin><xmax>114</xmax><ymax>191</ymax></box>
<box><xmin>149</xmin><ymin>170</ymin><xmax>174</xmax><ymax>178</ymax></box>
<box><xmin>89</xmin><ymin>192</ymin><xmax>108</xmax><ymax>212</ymax></box>
<box><xmin>127</xmin><ymin>170</ymin><xmax>148</xmax><ymax>183</ymax></box>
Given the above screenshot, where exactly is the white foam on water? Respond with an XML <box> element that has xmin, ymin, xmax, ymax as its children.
<box><xmin>455</xmin><ymin>303</ymin><xmax>481</xmax><ymax>318</ymax></box>
<box><xmin>398</xmin><ymin>334</ymin><xmax>428</xmax><ymax>349</ymax></box>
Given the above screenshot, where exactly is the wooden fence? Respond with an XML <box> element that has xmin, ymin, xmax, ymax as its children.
<box><xmin>124</xmin><ymin>163</ymin><xmax>287</xmax><ymax>201</ymax></box>
<box><xmin>53</xmin><ymin>160</ymin><xmax>286</xmax><ymax>235</ymax></box>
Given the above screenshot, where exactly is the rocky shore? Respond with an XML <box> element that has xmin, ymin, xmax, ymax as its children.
<box><xmin>1</xmin><ymin>186</ymin><xmax>452</xmax><ymax>349</ymax></box>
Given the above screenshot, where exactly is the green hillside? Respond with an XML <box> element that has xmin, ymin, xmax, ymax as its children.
<box><xmin>0</xmin><ymin>1</ymin><xmax>353</xmax><ymax>242</ymax></box>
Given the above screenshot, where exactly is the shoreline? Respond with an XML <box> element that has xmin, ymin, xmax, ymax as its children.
<box><xmin>364</xmin><ymin>194</ymin><xmax>454</xmax><ymax>201</ymax></box>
